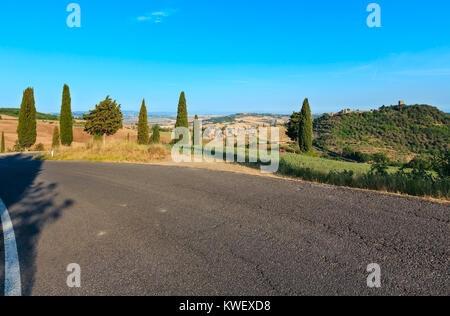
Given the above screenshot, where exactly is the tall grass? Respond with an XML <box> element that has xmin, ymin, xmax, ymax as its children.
<box><xmin>240</xmin><ymin>152</ymin><xmax>449</xmax><ymax>199</ymax></box>
<box><xmin>42</xmin><ymin>141</ymin><xmax>170</xmax><ymax>163</ymax></box>
<box><xmin>280</xmin><ymin>153</ymin><xmax>397</xmax><ymax>175</ymax></box>
<box><xmin>276</xmin><ymin>157</ymin><xmax>449</xmax><ymax>199</ymax></box>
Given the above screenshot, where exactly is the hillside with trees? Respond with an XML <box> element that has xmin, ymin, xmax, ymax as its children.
<box><xmin>203</xmin><ymin>113</ymin><xmax>289</xmax><ymax>128</ymax></box>
<box><xmin>312</xmin><ymin>104</ymin><xmax>449</xmax><ymax>162</ymax></box>
<box><xmin>0</xmin><ymin>108</ymin><xmax>58</xmax><ymax>121</ymax></box>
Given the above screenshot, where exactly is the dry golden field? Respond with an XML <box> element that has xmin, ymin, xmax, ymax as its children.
<box><xmin>0</xmin><ymin>116</ymin><xmax>139</xmax><ymax>151</ymax></box>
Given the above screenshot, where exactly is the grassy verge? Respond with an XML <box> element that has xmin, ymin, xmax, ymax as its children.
<box><xmin>279</xmin><ymin>152</ymin><xmax>400</xmax><ymax>175</ymax></box>
<box><xmin>238</xmin><ymin>153</ymin><xmax>449</xmax><ymax>200</ymax></box>
<box><xmin>40</xmin><ymin>141</ymin><xmax>171</xmax><ymax>163</ymax></box>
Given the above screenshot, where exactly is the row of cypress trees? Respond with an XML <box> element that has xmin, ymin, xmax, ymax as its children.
<box><xmin>11</xmin><ymin>88</ymin><xmax>191</xmax><ymax>150</ymax></box>
<box><xmin>137</xmin><ymin>92</ymin><xmax>188</xmax><ymax>145</ymax></box>
<box><xmin>15</xmin><ymin>85</ymin><xmax>73</xmax><ymax>150</ymax></box>
<box><xmin>12</xmin><ymin>87</ymin><xmax>309</xmax><ymax>153</ymax></box>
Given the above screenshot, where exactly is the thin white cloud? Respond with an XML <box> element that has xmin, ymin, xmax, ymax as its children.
<box><xmin>137</xmin><ymin>9</ymin><xmax>177</xmax><ymax>23</ymax></box>
<box><xmin>152</xmin><ymin>11</ymin><xmax>168</xmax><ymax>17</ymax></box>
<box><xmin>137</xmin><ymin>16</ymin><xmax>152</xmax><ymax>21</ymax></box>
<box><xmin>389</xmin><ymin>68</ymin><xmax>450</xmax><ymax>76</ymax></box>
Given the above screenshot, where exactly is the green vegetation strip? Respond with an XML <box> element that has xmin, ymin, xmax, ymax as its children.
<box><xmin>238</xmin><ymin>152</ymin><xmax>449</xmax><ymax>200</ymax></box>
<box><xmin>0</xmin><ymin>108</ymin><xmax>58</xmax><ymax>121</ymax></box>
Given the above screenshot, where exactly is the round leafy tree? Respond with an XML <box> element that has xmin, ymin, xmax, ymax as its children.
<box><xmin>83</xmin><ymin>96</ymin><xmax>123</xmax><ymax>145</ymax></box>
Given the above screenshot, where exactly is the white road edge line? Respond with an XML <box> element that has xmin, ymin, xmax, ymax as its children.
<box><xmin>0</xmin><ymin>198</ymin><xmax>22</xmax><ymax>296</ymax></box>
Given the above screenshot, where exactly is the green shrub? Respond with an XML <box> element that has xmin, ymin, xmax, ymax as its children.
<box><xmin>405</xmin><ymin>156</ymin><xmax>433</xmax><ymax>171</ymax></box>
<box><xmin>354</xmin><ymin>151</ymin><xmax>370</xmax><ymax>163</ymax></box>
<box><xmin>12</xmin><ymin>140</ymin><xmax>25</xmax><ymax>152</ymax></box>
<box><xmin>33</xmin><ymin>143</ymin><xmax>45</xmax><ymax>151</ymax></box>
<box><xmin>342</xmin><ymin>146</ymin><xmax>371</xmax><ymax>163</ymax></box>
<box><xmin>149</xmin><ymin>124</ymin><xmax>161</xmax><ymax>144</ymax></box>
<box><xmin>433</xmin><ymin>150</ymin><xmax>450</xmax><ymax>179</ymax></box>
<box><xmin>371</xmin><ymin>153</ymin><xmax>390</xmax><ymax>164</ymax></box>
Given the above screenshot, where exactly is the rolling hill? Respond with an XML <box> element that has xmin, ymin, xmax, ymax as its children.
<box><xmin>203</xmin><ymin>113</ymin><xmax>290</xmax><ymax>126</ymax></box>
<box><xmin>0</xmin><ymin>108</ymin><xmax>59</xmax><ymax>121</ymax></box>
<box><xmin>313</xmin><ymin>104</ymin><xmax>450</xmax><ymax>162</ymax></box>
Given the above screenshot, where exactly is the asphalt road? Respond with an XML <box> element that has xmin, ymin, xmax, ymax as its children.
<box><xmin>0</xmin><ymin>154</ymin><xmax>448</xmax><ymax>296</ymax></box>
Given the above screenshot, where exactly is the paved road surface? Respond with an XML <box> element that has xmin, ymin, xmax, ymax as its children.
<box><xmin>0</xmin><ymin>154</ymin><xmax>448</xmax><ymax>295</ymax></box>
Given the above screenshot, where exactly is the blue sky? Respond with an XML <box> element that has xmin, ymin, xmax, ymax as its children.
<box><xmin>0</xmin><ymin>0</ymin><xmax>449</xmax><ymax>114</ymax></box>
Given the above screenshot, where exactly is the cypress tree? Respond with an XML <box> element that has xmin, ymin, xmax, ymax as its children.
<box><xmin>174</xmin><ymin>92</ymin><xmax>189</xmax><ymax>143</ymax></box>
<box><xmin>298</xmin><ymin>98</ymin><xmax>313</xmax><ymax>153</ymax></box>
<box><xmin>175</xmin><ymin>92</ymin><xmax>188</xmax><ymax>128</ymax></box>
<box><xmin>83</xmin><ymin>96</ymin><xmax>123</xmax><ymax>145</ymax></box>
<box><xmin>137</xmin><ymin>99</ymin><xmax>149</xmax><ymax>145</ymax></box>
<box><xmin>192</xmin><ymin>115</ymin><xmax>200</xmax><ymax>145</ymax></box>
<box><xmin>1</xmin><ymin>131</ymin><xmax>5</xmax><ymax>153</ymax></box>
<box><xmin>17</xmin><ymin>87</ymin><xmax>37</xmax><ymax>149</ymax></box>
<box><xmin>149</xmin><ymin>124</ymin><xmax>161</xmax><ymax>144</ymax></box>
<box><xmin>52</xmin><ymin>126</ymin><xmax>60</xmax><ymax>148</ymax></box>
<box><xmin>60</xmin><ymin>84</ymin><xmax>73</xmax><ymax>146</ymax></box>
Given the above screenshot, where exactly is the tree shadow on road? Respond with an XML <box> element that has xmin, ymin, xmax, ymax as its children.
<box><xmin>0</xmin><ymin>154</ymin><xmax>74</xmax><ymax>296</ymax></box>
